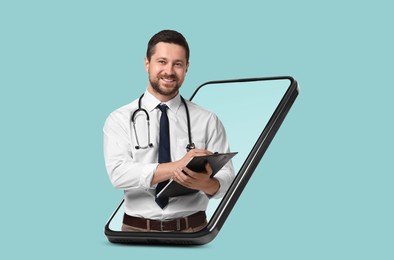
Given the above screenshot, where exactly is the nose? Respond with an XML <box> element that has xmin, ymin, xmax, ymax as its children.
<box><xmin>164</xmin><ymin>63</ymin><xmax>175</xmax><ymax>75</ymax></box>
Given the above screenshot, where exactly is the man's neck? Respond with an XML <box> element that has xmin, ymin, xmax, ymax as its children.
<box><xmin>147</xmin><ymin>86</ymin><xmax>178</xmax><ymax>102</ymax></box>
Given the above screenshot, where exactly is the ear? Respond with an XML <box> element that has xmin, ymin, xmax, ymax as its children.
<box><xmin>144</xmin><ymin>57</ymin><xmax>150</xmax><ymax>72</ymax></box>
<box><xmin>185</xmin><ymin>62</ymin><xmax>189</xmax><ymax>73</ymax></box>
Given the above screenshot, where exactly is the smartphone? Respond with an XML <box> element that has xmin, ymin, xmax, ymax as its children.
<box><xmin>104</xmin><ymin>76</ymin><xmax>299</xmax><ymax>245</ymax></box>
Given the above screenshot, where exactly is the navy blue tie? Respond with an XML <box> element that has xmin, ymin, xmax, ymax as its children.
<box><xmin>155</xmin><ymin>104</ymin><xmax>170</xmax><ymax>208</ymax></box>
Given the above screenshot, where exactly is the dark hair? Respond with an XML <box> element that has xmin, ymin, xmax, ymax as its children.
<box><xmin>146</xmin><ymin>30</ymin><xmax>190</xmax><ymax>62</ymax></box>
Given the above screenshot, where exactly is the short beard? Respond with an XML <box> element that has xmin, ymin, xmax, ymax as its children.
<box><xmin>149</xmin><ymin>76</ymin><xmax>180</xmax><ymax>98</ymax></box>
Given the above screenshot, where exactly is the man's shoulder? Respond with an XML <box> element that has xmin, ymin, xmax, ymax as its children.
<box><xmin>184</xmin><ymin>99</ymin><xmax>217</xmax><ymax>119</ymax></box>
<box><xmin>114</xmin><ymin>96</ymin><xmax>140</xmax><ymax>112</ymax></box>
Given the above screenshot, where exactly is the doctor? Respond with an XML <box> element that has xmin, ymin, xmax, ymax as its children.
<box><xmin>104</xmin><ymin>30</ymin><xmax>234</xmax><ymax>232</ymax></box>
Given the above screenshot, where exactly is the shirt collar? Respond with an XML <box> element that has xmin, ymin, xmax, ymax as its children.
<box><xmin>142</xmin><ymin>90</ymin><xmax>182</xmax><ymax>114</ymax></box>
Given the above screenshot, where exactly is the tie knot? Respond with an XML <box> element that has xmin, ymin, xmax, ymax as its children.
<box><xmin>158</xmin><ymin>104</ymin><xmax>168</xmax><ymax>112</ymax></box>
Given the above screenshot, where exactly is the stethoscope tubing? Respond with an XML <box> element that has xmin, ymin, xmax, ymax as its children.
<box><xmin>130</xmin><ymin>94</ymin><xmax>194</xmax><ymax>151</ymax></box>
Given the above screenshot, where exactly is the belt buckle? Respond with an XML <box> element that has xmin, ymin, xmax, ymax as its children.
<box><xmin>160</xmin><ymin>219</ymin><xmax>181</xmax><ymax>231</ymax></box>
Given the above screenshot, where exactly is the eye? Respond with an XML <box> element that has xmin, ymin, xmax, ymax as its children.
<box><xmin>175</xmin><ymin>62</ymin><xmax>183</xmax><ymax>68</ymax></box>
<box><xmin>158</xmin><ymin>60</ymin><xmax>166</xmax><ymax>65</ymax></box>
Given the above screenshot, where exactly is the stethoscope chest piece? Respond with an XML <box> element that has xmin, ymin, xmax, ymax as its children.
<box><xmin>186</xmin><ymin>142</ymin><xmax>195</xmax><ymax>152</ymax></box>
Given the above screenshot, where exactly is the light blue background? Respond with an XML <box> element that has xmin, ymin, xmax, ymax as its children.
<box><xmin>1</xmin><ymin>1</ymin><xmax>393</xmax><ymax>259</ymax></box>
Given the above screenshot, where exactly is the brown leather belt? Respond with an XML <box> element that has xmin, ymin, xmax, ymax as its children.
<box><xmin>123</xmin><ymin>211</ymin><xmax>206</xmax><ymax>231</ymax></box>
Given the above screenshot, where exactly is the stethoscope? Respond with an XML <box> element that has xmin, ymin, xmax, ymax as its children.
<box><xmin>130</xmin><ymin>94</ymin><xmax>195</xmax><ymax>151</ymax></box>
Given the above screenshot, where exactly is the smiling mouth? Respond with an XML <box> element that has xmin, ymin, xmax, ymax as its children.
<box><xmin>161</xmin><ymin>77</ymin><xmax>175</xmax><ymax>82</ymax></box>
<box><xmin>160</xmin><ymin>74</ymin><xmax>177</xmax><ymax>84</ymax></box>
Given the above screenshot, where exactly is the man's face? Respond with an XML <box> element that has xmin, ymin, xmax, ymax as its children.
<box><xmin>145</xmin><ymin>42</ymin><xmax>189</xmax><ymax>101</ymax></box>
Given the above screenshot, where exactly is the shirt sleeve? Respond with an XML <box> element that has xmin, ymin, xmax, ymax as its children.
<box><xmin>103</xmin><ymin>112</ymin><xmax>158</xmax><ymax>190</ymax></box>
<box><xmin>205</xmin><ymin>113</ymin><xmax>236</xmax><ymax>199</ymax></box>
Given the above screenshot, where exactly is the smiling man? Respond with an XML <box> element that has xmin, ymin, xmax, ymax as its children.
<box><xmin>103</xmin><ymin>30</ymin><xmax>235</xmax><ymax>232</ymax></box>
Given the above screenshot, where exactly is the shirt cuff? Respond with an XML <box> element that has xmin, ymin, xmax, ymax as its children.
<box><xmin>209</xmin><ymin>176</ymin><xmax>227</xmax><ymax>199</ymax></box>
<box><xmin>138</xmin><ymin>163</ymin><xmax>159</xmax><ymax>189</ymax></box>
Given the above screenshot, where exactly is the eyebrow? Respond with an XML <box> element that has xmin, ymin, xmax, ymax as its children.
<box><xmin>156</xmin><ymin>57</ymin><xmax>185</xmax><ymax>63</ymax></box>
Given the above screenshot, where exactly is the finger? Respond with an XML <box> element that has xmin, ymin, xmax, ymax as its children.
<box><xmin>172</xmin><ymin>172</ymin><xmax>184</xmax><ymax>184</ymax></box>
<box><xmin>182</xmin><ymin>167</ymin><xmax>199</xmax><ymax>179</ymax></box>
<box><xmin>189</xmin><ymin>149</ymin><xmax>213</xmax><ymax>156</ymax></box>
<box><xmin>180</xmin><ymin>168</ymin><xmax>196</xmax><ymax>184</ymax></box>
<box><xmin>205</xmin><ymin>162</ymin><xmax>213</xmax><ymax>175</ymax></box>
<box><xmin>174</xmin><ymin>171</ymin><xmax>192</xmax><ymax>187</ymax></box>
<box><xmin>175</xmin><ymin>168</ymin><xmax>188</xmax><ymax>181</ymax></box>
<box><xmin>183</xmin><ymin>167</ymin><xmax>210</xmax><ymax>184</ymax></box>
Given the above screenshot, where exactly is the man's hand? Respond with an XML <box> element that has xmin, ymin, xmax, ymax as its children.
<box><xmin>152</xmin><ymin>149</ymin><xmax>213</xmax><ymax>186</ymax></box>
<box><xmin>176</xmin><ymin>149</ymin><xmax>214</xmax><ymax>168</ymax></box>
<box><xmin>172</xmin><ymin>162</ymin><xmax>220</xmax><ymax>196</ymax></box>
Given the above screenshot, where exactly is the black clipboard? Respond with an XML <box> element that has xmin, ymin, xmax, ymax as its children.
<box><xmin>156</xmin><ymin>152</ymin><xmax>238</xmax><ymax>198</ymax></box>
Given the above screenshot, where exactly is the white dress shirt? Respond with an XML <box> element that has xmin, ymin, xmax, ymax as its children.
<box><xmin>103</xmin><ymin>90</ymin><xmax>235</xmax><ymax>220</ymax></box>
